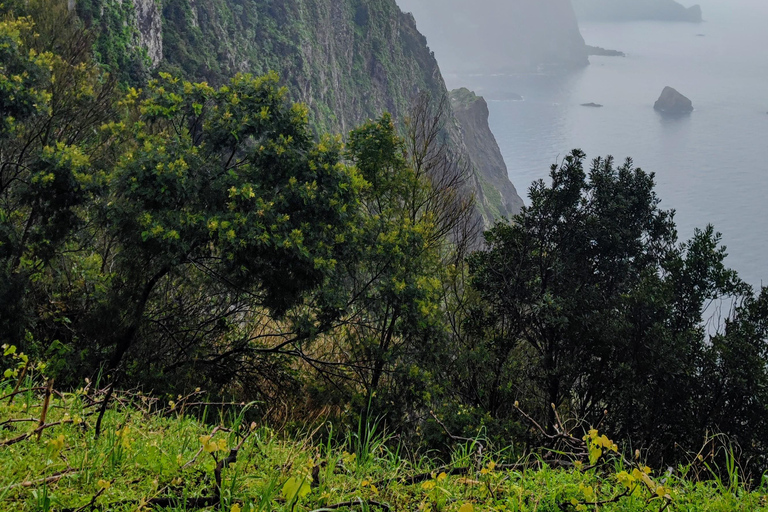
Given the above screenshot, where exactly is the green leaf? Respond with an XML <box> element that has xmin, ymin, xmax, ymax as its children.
<box><xmin>282</xmin><ymin>477</ymin><xmax>311</xmax><ymax>502</ymax></box>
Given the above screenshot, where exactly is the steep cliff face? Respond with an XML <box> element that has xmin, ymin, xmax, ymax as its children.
<box><xmin>450</xmin><ymin>89</ymin><xmax>523</xmax><ymax>223</ymax></box>
<box><xmin>133</xmin><ymin>0</ymin><xmax>163</xmax><ymax>67</ymax></box>
<box><xmin>396</xmin><ymin>0</ymin><xmax>589</xmax><ymax>76</ymax></box>
<box><xmin>572</xmin><ymin>0</ymin><xmax>703</xmax><ymax>22</ymax></box>
<box><xmin>76</xmin><ymin>0</ymin><xmax>524</xmax><ymax>223</ymax></box>
<box><xmin>156</xmin><ymin>0</ymin><xmax>448</xmax><ymax>135</ymax></box>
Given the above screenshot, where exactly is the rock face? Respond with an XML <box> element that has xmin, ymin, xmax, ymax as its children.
<box><xmin>450</xmin><ymin>89</ymin><xmax>524</xmax><ymax>223</ymax></box>
<box><xmin>133</xmin><ymin>0</ymin><xmax>162</xmax><ymax>68</ymax></box>
<box><xmin>75</xmin><ymin>0</ymin><xmax>525</xmax><ymax>224</ymax></box>
<box><xmin>396</xmin><ymin>0</ymin><xmax>589</xmax><ymax>77</ymax></box>
<box><xmin>654</xmin><ymin>86</ymin><xmax>694</xmax><ymax>114</ymax></box>
<box><xmin>156</xmin><ymin>0</ymin><xmax>526</xmax><ymax>223</ymax></box>
<box><xmin>572</xmin><ymin>0</ymin><xmax>703</xmax><ymax>22</ymax></box>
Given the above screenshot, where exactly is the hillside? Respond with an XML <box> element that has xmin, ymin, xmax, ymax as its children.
<box><xmin>572</xmin><ymin>0</ymin><xmax>703</xmax><ymax>22</ymax></box>
<box><xmin>396</xmin><ymin>0</ymin><xmax>589</xmax><ymax>77</ymax></box>
<box><xmin>74</xmin><ymin>0</ymin><xmax>523</xmax><ymax>223</ymax></box>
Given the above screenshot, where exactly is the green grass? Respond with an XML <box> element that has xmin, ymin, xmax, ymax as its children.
<box><xmin>1</xmin><ymin>380</ymin><xmax>767</xmax><ymax>511</ymax></box>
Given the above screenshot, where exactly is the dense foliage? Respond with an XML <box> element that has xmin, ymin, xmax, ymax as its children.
<box><xmin>2</xmin><ymin>0</ymin><xmax>768</xmax><ymax>493</ymax></box>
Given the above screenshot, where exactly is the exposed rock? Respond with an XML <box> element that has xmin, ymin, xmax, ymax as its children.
<box><xmin>132</xmin><ymin>0</ymin><xmax>163</xmax><ymax>68</ymax></box>
<box><xmin>581</xmin><ymin>102</ymin><xmax>603</xmax><ymax>107</ymax></box>
<box><xmin>654</xmin><ymin>86</ymin><xmax>693</xmax><ymax>114</ymax></box>
<box><xmin>450</xmin><ymin>88</ymin><xmax>524</xmax><ymax>223</ymax></box>
<box><xmin>586</xmin><ymin>45</ymin><xmax>625</xmax><ymax>57</ymax></box>
<box><xmin>573</xmin><ymin>0</ymin><xmax>703</xmax><ymax>22</ymax></box>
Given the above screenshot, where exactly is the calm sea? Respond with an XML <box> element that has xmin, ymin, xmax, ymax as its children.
<box><xmin>445</xmin><ymin>0</ymin><xmax>768</xmax><ymax>287</ymax></box>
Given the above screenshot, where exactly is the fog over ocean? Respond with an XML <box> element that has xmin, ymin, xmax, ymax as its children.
<box><xmin>445</xmin><ymin>0</ymin><xmax>768</xmax><ymax>286</ymax></box>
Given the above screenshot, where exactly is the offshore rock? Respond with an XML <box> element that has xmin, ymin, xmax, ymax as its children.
<box><xmin>586</xmin><ymin>45</ymin><xmax>625</xmax><ymax>57</ymax></box>
<box><xmin>654</xmin><ymin>86</ymin><xmax>693</xmax><ymax>114</ymax></box>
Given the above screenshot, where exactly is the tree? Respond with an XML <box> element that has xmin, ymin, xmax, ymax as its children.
<box><xmin>1</xmin><ymin>2</ymin><xmax>117</xmax><ymax>350</ymax></box>
<box><xmin>280</xmin><ymin>95</ymin><xmax>479</xmax><ymax>426</ymax></box>
<box><xmin>466</xmin><ymin>150</ymin><xmax>747</xmax><ymax>461</ymax></box>
<box><xmin>68</xmin><ymin>71</ymin><xmax>363</xmax><ymax>380</ymax></box>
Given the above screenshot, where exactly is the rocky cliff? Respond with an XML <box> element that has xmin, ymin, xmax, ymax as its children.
<box><xmin>396</xmin><ymin>0</ymin><xmax>589</xmax><ymax>77</ymax></box>
<box><xmin>572</xmin><ymin>0</ymin><xmax>703</xmax><ymax>22</ymax></box>
<box><xmin>450</xmin><ymin>89</ymin><xmax>523</xmax><ymax>222</ymax></box>
<box><xmin>73</xmin><ymin>0</ymin><xmax>523</xmax><ymax>224</ymax></box>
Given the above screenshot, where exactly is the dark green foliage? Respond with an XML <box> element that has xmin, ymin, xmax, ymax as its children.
<box><xmin>75</xmin><ymin>0</ymin><xmax>150</xmax><ymax>84</ymax></box>
<box><xmin>463</xmin><ymin>150</ymin><xmax>760</xmax><ymax>469</ymax></box>
<box><xmin>157</xmin><ymin>0</ymin><xmax>445</xmax><ymax>134</ymax></box>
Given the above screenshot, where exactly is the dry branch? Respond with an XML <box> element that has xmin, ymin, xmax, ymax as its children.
<box><xmin>0</xmin><ymin>468</ymin><xmax>78</xmax><ymax>491</ymax></box>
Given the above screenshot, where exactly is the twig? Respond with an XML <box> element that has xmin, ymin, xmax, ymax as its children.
<box><xmin>94</xmin><ymin>382</ymin><xmax>115</xmax><ymax>440</ymax></box>
<box><xmin>0</xmin><ymin>387</ymin><xmax>47</xmax><ymax>403</ymax></box>
<box><xmin>0</xmin><ymin>419</ymin><xmax>74</xmax><ymax>446</ymax></box>
<box><xmin>558</xmin><ymin>488</ymin><xmax>631</xmax><ymax>511</ymax></box>
<box><xmin>181</xmin><ymin>402</ymin><xmax>247</xmax><ymax>408</ymax></box>
<box><xmin>213</xmin><ymin>425</ymin><xmax>255</xmax><ymax>497</ymax></box>
<box><xmin>0</xmin><ymin>468</ymin><xmax>78</xmax><ymax>491</ymax></box>
<box><xmin>7</xmin><ymin>359</ymin><xmax>30</xmax><ymax>405</ymax></box>
<box><xmin>0</xmin><ymin>417</ymin><xmax>38</xmax><ymax>428</ymax></box>
<box><xmin>181</xmin><ymin>426</ymin><xmax>223</xmax><ymax>469</ymax></box>
<box><xmin>378</xmin><ymin>466</ymin><xmax>471</xmax><ymax>487</ymax></box>
<box><xmin>310</xmin><ymin>498</ymin><xmax>391</xmax><ymax>512</ymax></box>
<box><xmin>59</xmin><ymin>496</ymin><xmax>220</xmax><ymax>512</ymax></box>
<box><xmin>36</xmin><ymin>378</ymin><xmax>55</xmax><ymax>441</ymax></box>
<box><xmin>70</xmin><ymin>486</ymin><xmax>107</xmax><ymax>512</ymax></box>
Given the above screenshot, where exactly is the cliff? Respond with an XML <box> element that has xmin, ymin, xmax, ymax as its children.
<box><xmin>396</xmin><ymin>0</ymin><xmax>589</xmax><ymax>77</ymax></box>
<box><xmin>572</xmin><ymin>0</ymin><xmax>703</xmax><ymax>22</ymax></box>
<box><xmin>72</xmin><ymin>0</ymin><xmax>523</xmax><ymax>224</ymax></box>
<box><xmin>450</xmin><ymin>89</ymin><xmax>523</xmax><ymax>222</ymax></box>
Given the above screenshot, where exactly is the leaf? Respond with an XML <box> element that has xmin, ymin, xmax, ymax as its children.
<box><xmin>282</xmin><ymin>477</ymin><xmax>311</xmax><ymax>502</ymax></box>
<box><xmin>458</xmin><ymin>504</ymin><xmax>474</xmax><ymax>512</ymax></box>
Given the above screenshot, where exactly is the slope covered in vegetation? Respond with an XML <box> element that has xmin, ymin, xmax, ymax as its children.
<box><xmin>69</xmin><ymin>0</ymin><xmax>524</xmax><ymax>221</ymax></box>
<box><xmin>3</xmin><ymin>0</ymin><xmax>768</xmax><ymax>503</ymax></box>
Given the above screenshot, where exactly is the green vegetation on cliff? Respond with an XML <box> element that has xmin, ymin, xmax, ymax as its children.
<box><xmin>4</xmin><ymin>0</ymin><xmax>768</xmax><ymax>502</ymax></box>
<box><xmin>157</xmin><ymin>0</ymin><xmax>445</xmax><ymax>134</ymax></box>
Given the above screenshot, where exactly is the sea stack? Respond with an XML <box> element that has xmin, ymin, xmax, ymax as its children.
<box><xmin>654</xmin><ymin>86</ymin><xmax>694</xmax><ymax>114</ymax></box>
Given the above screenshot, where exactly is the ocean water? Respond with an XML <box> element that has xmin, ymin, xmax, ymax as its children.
<box><xmin>445</xmin><ymin>1</ymin><xmax>768</xmax><ymax>287</ymax></box>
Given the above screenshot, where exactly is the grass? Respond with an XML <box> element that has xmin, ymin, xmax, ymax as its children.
<box><xmin>1</xmin><ymin>378</ymin><xmax>767</xmax><ymax>511</ymax></box>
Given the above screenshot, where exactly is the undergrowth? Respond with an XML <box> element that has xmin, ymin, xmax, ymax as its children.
<box><xmin>1</xmin><ymin>351</ymin><xmax>767</xmax><ymax>511</ymax></box>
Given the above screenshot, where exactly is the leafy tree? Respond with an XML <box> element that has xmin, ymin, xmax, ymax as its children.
<box><xmin>701</xmin><ymin>287</ymin><xmax>768</xmax><ymax>474</ymax></box>
<box><xmin>60</xmin><ymin>71</ymin><xmax>364</xmax><ymax>380</ymax></box>
<box><xmin>0</xmin><ymin>2</ymin><xmax>117</xmax><ymax>351</ymax></box>
<box><xmin>466</xmin><ymin>150</ymin><xmax>747</xmax><ymax>461</ymax></box>
<box><xmin>287</xmin><ymin>96</ymin><xmax>478</xmax><ymax>425</ymax></box>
